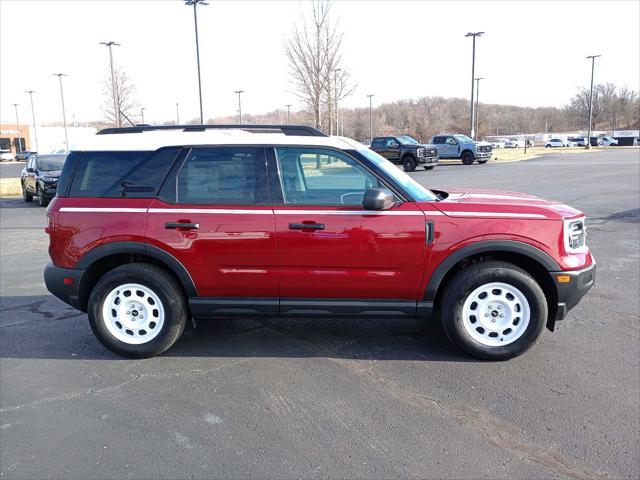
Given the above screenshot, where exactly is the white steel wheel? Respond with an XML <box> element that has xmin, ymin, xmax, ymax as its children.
<box><xmin>461</xmin><ymin>282</ymin><xmax>530</xmax><ymax>347</ymax></box>
<box><xmin>101</xmin><ymin>283</ymin><xmax>165</xmax><ymax>345</ymax></box>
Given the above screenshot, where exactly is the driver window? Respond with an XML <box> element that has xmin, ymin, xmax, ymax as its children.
<box><xmin>275</xmin><ymin>147</ymin><xmax>381</xmax><ymax>206</ymax></box>
<box><xmin>385</xmin><ymin>138</ymin><xmax>398</xmax><ymax>148</ymax></box>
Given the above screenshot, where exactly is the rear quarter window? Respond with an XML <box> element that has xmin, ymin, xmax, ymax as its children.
<box><xmin>67</xmin><ymin>149</ymin><xmax>180</xmax><ymax>198</ymax></box>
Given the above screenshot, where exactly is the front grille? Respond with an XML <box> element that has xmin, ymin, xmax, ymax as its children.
<box><xmin>478</xmin><ymin>145</ymin><xmax>492</xmax><ymax>152</ymax></box>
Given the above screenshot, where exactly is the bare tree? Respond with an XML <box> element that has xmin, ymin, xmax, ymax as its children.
<box><xmin>284</xmin><ymin>0</ymin><xmax>354</xmax><ymax>133</ymax></box>
<box><xmin>101</xmin><ymin>67</ymin><xmax>139</xmax><ymax>127</ymax></box>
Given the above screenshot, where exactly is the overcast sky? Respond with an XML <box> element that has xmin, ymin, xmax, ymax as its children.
<box><xmin>1</xmin><ymin>0</ymin><xmax>638</xmax><ymax>125</ymax></box>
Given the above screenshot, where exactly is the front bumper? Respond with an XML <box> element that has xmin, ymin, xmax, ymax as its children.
<box><xmin>551</xmin><ymin>261</ymin><xmax>596</xmax><ymax>320</ymax></box>
<box><xmin>39</xmin><ymin>181</ymin><xmax>58</xmax><ymax>197</ymax></box>
<box><xmin>44</xmin><ymin>262</ymin><xmax>86</xmax><ymax>311</ymax></box>
<box><xmin>476</xmin><ymin>150</ymin><xmax>492</xmax><ymax>159</ymax></box>
<box><xmin>418</xmin><ymin>155</ymin><xmax>439</xmax><ymax>165</ymax></box>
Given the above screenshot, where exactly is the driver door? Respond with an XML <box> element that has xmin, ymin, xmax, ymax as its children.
<box><xmin>271</xmin><ymin>147</ymin><xmax>427</xmax><ymax>313</ymax></box>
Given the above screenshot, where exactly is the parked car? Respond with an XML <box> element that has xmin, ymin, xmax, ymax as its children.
<box><xmin>600</xmin><ymin>136</ymin><xmax>618</xmax><ymax>146</ymax></box>
<box><xmin>20</xmin><ymin>153</ymin><xmax>68</xmax><ymax>207</ymax></box>
<box><xmin>545</xmin><ymin>138</ymin><xmax>569</xmax><ymax>148</ymax></box>
<box><xmin>430</xmin><ymin>134</ymin><xmax>492</xmax><ymax>165</ymax></box>
<box><xmin>15</xmin><ymin>151</ymin><xmax>37</xmax><ymax>161</ymax></box>
<box><xmin>490</xmin><ymin>139</ymin><xmax>506</xmax><ymax>149</ymax></box>
<box><xmin>504</xmin><ymin>139</ymin><xmax>525</xmax><ymax>148</ymax></box>
<box><xmin>44</xmin><ymin>124</ymin><xmax>595</xmax><ymax>360</ymax></box>
<box><xmin>589</xmin><ymin>137</ymin><xmax>603</xmax><ymax>147</ymax></box>
<box><xmin>370</xmin><ymin>135</ymin><xmax>439</xmax><ymax>171</ymax></box>
<box><xmin>568</xmin><ymin>137</ymin><xmax>586</xmax><ymax>147</ymax></box>
<box><xmin>0</xmin><ymin>150</ymin><xmax>15</xmax><ymax>162</ymax></box>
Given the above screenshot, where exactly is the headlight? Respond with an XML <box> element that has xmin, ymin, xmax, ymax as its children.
<box><xmin>564</xmin><ymin>217</ymin><xmax>587</xmax><ymax>253</ymax></box>
<box><xmin>417</xmin><ymin>148</ymin><xmax>427</xmax><ymax>157</ymax></box>
<box><xmin>41</xmin><ymin>176</ymin><xmax>57</xmax><ymax>183</ymax></box>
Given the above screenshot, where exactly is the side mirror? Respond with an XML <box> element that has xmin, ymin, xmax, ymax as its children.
<box><xmin>363</xmin><ymin>187</ymin><xmax>396</xmax><ymax>211</ymax></box>
<box><xmin>26</xmin><ymin>167</ymin><xmax>35</xmax><ymax>173</ymax></box>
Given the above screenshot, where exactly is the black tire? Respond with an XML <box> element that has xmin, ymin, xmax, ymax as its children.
<box><xmin>424</xmin><ymin>165</ymin><xmax>435</xmax><ymax>170</ymax></box>
<box><xmin>402</xmin><ymin>155</ymin><xmax>417</xmax><ymax>172</ymax></box>
<box><xmin>22</xmin><ymin>183</ymin><xmax>33</xmax><ymax>202</ymax></box>
<box><xmin>461</xmin><ymin>152</ymin><xmax>475</xmax><ymax>165</ymax></box>
<box><xmin>477</xmin><ymin>159</ymin><xmax>488</xmax><ymax>164</ymax></box>
<box><xmin>440</xmin><ymin>261</ymin><xmax>547</xmax><ymax>360</ymax></box>
<box><xmin>88</xmin><ymin>263</ymin><xmax>188</xmax><ymax>358</ymax></box>
<box><xmin>37</xmin><ymin>186</ymin><xmax>50</xmax><ymax>207</ymax></box>
<box><xmin>545</xmin><ymin>145</ymin><xmax>551</xmax><ymax>148</ymax></box>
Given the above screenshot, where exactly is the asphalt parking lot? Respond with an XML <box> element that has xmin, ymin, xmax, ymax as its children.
<box><xmin>1</xmin><ymin>149</ymin><xmax>638</xmax><ymax>479</ymax></box>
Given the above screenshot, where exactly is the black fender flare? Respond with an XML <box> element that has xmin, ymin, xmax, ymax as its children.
<box><xmin>460</xmin><ymin>149</ymin><xmax>475</xmax><ymax>159</ymax></box>
<box><xmin>75</xmin><ymin>241</ymin><xmax>198</xmax><ymax>297</ymax></box>
<box><xmin>423</xmin><ymin>240</ymin><xmax>560</xmax><ymax>302</ymax></box>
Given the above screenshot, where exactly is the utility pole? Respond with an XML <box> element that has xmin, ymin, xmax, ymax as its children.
<box><xmin>185</xmin><ymin>0</ymin><xmax>208</xmax><ymax>124</ymax></box>
<box><xmin>100</xmin><ymin>41</ymin><xmax>121</xmax><ymax>127</ymax></box>
<box><xmin>25</xmin><ymin>90</ymin><xmax>39</xmax><ymax>152</ymax></box>
<box><xmin>334</xmin><ymin>68</ymin><xmax>340</xmax><ymax>136</ymax></box>
<box><xmin>52</xmin><ymin>73</ymin><xmax>69</xmax><ymax>151</ymax></box>
<box><xmin>285</xmin><ymin>104</ymin><xmax>292</xmax><ymax>124</ymax></box>
<box><xmin>586</xmin><ymin>55</ymin><xmax>602</xmax><ymax>149</ymax></box>
<box><xmin>11</xmin><ymin>104</ymin><xmax>21</xmax><ymax>153</ymax></box>
<box><xmin>474</xmin><ymin>77</ymin><xmax>484</xmax><ymax>140</ymax></box>
<box><xmin>176</xmin><ymin>103</ymin><xmax>180</xmax><ymax>124</ymax></box>
<box><xmin>234</xmin><ymin>90</ymin><xmax>244</xmax><ymax>124</ymax></box>
<box><xmin>367</xmin><ymin>94</ymin><xmax>375</xmax><ymax>143</ymax></box>
<box><xmin>140</xmin><ymin>107</ymin><xmax>145</xmax><ymax>124</ymax></box>
<box><xmin>465</xmin><ymin>32</ymin><xmax>484</xmax><ymax>140</ymax></box>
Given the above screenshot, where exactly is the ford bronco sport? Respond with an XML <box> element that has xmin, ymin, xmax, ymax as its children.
<box><xmin>44</xmin><ymin>125</ymin><xmax>595</xmax><ymax>360</ymax></box>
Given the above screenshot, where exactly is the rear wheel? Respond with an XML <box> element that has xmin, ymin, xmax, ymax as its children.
<box><xmin>22</xmin><ymin>182</ymin><xmax>33</xmax><ymax>202</ymax></box>
<box><xmin>402</xmin><ymin>155</ymin><xmax>417</xmax><ymax>172</ymax></box>
<box><xmin>88</xmin><ymin>263</ymin><xmax>188</xmax><ymax>358</ymax></box>
<box><xmin>440</xmin><ymin>261</ymin><xmax>547</xmax><ymax>360</ymax></box>
<box><xmin>461</xmin><ymin>152</ymin><xmax>475</xmax><ymax>165</ymax></box>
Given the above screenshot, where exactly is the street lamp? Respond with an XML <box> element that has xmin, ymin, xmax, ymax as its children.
<box><xmin>11</xmin><ymin>103</ymin><xmax>21</xmax><ymax>153</ymax></box>
<box><xmin>334</xmin><ymin>68</ymin><xmax>341</xmax><ymax>136</ymax></box>
<box><xmin>367</xmin><ymin>94</ymin><xmax>375</xmax><ymax>143</ymax></box>
<box><xmin>465</xmin><ymin>31</ymin><xmax>484</xmax><ymax>139</ymax></box>
<box><xmin>474</xmin><ymin>77</ymin><xmax>484</xmax><ymax>140</ymax></box>
<box><xmin>25</xmin><ymin>90</ymin><xmax>39</xmax><ymax>152</ymax></box>
<box><xmin>285</xmin><ymin>104</ymin><xmax>292</xmax><ymax>124</ymax></box>
<box><xmin>140</xmin><ymin>107</ymin><xmax>145</xmax><ymax>124</ymax></box>
<box><xmin>586</xmin><ymin>55</ymin><xmax>602</xmax><ymax>149</ymax></box>
<box><xmin>52</xmin><ymin>73</ymin><xmax>69</xmax><ymax>151</ymax></box>
<box><xmin>99</xmin><ymin>41</ymin><xmax>121</xmax><ymax>127</ymax></box>
<box><xmin>234</xmin><ymin>90</ymin><xmax>244</xmax><ymax>124</ymax></box>
<box><xmin>185</xmin><ymin>0</ymin><xmax>208</xmax><ymax>124</ymax></box>
<box><xmin>176</xmin><ymin>103</ymin><xmax>180</xmax><ymax>124</ymax></box>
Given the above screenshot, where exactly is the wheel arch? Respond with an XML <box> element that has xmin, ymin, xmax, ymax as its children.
<box><xmin>75</xmin><ymin>241</ymin><xmax>197</xmax><ymax>312</ymax></box>
<box><xmin>426</xmin><ymin>241</ymin><xmax>560</xmax><ymax>331</ymax></box>
<box><xmin>460</xmin><ymin>149</ymin><xmax>475</xmax><ymax>158</ymax></box>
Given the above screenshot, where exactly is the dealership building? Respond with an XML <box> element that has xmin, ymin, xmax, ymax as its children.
<box><xmin>0</xmin><ymin>124</ymin><xmax>97</xmax><ymax>154</ymax></box>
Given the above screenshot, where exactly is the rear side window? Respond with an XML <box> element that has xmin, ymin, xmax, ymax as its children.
<box><xmin>174</xmin><ymin>147</ymin><xmax>268</xmax><ymax>205</ymax></box>
<box><xmin>68</xmin><ymin>149</ymin><xmax>179</xmax><ymax>198</ymax></box>
<box><xmin>432</xmin><ymin>136</ymin><xmax>444</xmax><ymax>144</ymax></box>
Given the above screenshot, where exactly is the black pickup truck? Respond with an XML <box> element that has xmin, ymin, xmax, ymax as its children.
<box><xmin>370</xmin><ymin>135</ymin><xmax>439</xmax><ymax>171</ymax></box>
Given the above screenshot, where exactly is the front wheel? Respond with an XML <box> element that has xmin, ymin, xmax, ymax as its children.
<box><xmin>36</xmin><ymin>186</ymin><xmax>49</xmax><ymax>207</ymax></box>
<box><xmin>461</xmin><ymin>152</ymin><xmax>475</xmax><ymax>165</ymax></box>
<box><xmin>424</xmin><ymin>165</ymin><xmax>435</xmax><ymax>170</ymax></box>
<box><xmin>88</xmin><ymin>263</ymin><xmax>188</xmax><ymax>358</ymax></box>
<box><xmin>440</xmin><ymin>261</ymin><xmax>547</xmax><ymax>360</ymax></box>
<box><xmin>402</xmin><ymin>155</ymin><xmax>417</xmax><ymax>172</ymax></box>
<box><xmin>477</xmin><ymin>159</ymin><xmax>488</xmax><ymax>164</ymax></box>
<box><xmin>22</xmin><ymin>183</ymin><xmax>33</xmax><ymax>202</ymax></box>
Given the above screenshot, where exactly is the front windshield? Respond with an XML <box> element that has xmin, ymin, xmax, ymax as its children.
<box><xmin>36</xmin><ymin>155</ymin><xmax>66</xmax><ymax>171</ymax></box>
<box><xmin>358</xmin><ymin>148</ymin><xmax>438</xmax><ymax>201</ymax></box>
<box><xmin>454</xmin><ymin>134</ymin><xmax>474</xmax><ymax>143</ymax></box>
<box><xmin>398</xmin><ymin>135</ymin><xmax>419</xmax><ymax>145</ymax></box>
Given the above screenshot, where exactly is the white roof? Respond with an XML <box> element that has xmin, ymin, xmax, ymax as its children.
<box><xmin>73</xmin><ymin>128</ymin><xmax>366</xmax><ymax>152</ymax></box>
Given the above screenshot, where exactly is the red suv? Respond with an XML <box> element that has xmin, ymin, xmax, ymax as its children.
<box><xmin>44</xmin><ymin>125</ymin><xmax>595</xmax><ymax>360</ymax></box>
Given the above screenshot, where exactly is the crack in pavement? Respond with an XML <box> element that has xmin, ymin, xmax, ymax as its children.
<box><xmin>256</xmin><ymin>320</ymin><xmax>608</xmax><ymax>480</ymax></box>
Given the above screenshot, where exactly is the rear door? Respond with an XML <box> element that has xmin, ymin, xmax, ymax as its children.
<box><xmin>270</xmin><ymin>146</ymin><xmax>427</xmax><ymax>316</ymax></box>
<box><xmin>147</xmin><ymin>146</ymin><xmax>279</xmax><ymax>315</ymax></box>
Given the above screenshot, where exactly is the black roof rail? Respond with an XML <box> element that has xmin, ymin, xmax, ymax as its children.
<box><xmin>96</xmin><ymin>124</ymin><xmax>328</xmax><ymax>137</ymax></box>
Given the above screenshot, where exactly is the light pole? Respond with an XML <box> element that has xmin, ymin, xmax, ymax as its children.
<box><xmin>140</xmin><ymin>107</ymin><xmax>145</xmax><ymax>124</ymax></box>
<box><xmin>234</xmin><ymin>90</ymin><xmax>244</xmax><ymax>124</ymax></box>
<box><xmin>100</xmin><ymin>41</ymin><xmax>121</xmax><ymax>127</ymax></box>
<box><xmin>25</xmin><ymin>90</ymin><xmax>39</xmax><ymax>152</ymax></box>
<box><xmin>11</xmin><ymin>104</ymin><xmax>21</xmax><ymax>153</ymax></box>
<box><xmin>285</xmin><ymin>104</ymin><xmax>292</xmax><ymax>124</ymax></box>
<box><xmin>586</xmin><ymin>55</ymin><xmax>602</xmax><ymax>149</ymax></box>
<box><xmin>465</xmin><ymin>31</ymin><xmax>484</xmax><ymax>139</ymax></box>
<box><xmin>185</xmin><ymin>0</ymin><xmax>208</xmax><ymax>124</ymax></box>
<box><xmin>52</xmin><ymin>73</ymin><xmax>69</xmax><ymax>151</ymax></box>
<box><xmin>367</xmin><ymin>94</ymin><xmax>374</xmax><ymax>143</ymax></box>
<box><xmin>474</xmin><ymin>77</ymin><xmax>484</xmax><ymax>140</ymax></box>
<box><xmin>176</xmin><ymin>103</ymin><xmax>180</xmax><ymax>124</ymax></box>
<box><xmin>334</xmin><ymin>68</ymin><xmax>341</xmax><ymax>136</ymax></box>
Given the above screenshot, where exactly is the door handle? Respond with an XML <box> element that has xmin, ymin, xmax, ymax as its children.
<box><xmin>165</xmin><ymin>222</ymin><xmax>199</xmax><ymax>230</ymax></box>
<box><xmin>289</xmin><ymin>222</ymin><xmax>325</xmax><ymax>231</ymax></box>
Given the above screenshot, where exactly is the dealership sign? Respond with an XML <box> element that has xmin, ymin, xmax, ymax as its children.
<box><xmin>613</xmin><ymin>130</ymin><xmax>640</xmax><ymax>138</ymax></box>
